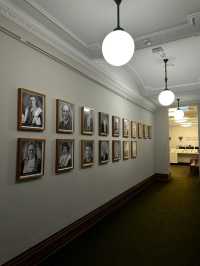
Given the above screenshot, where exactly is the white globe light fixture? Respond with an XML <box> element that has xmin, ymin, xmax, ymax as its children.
<box><xmin>158</xmin><ymin>58</ymin><xmax>175</xmax><ymax>106</ymax></box>
<box><xmin>174</xmin><ymin>98</ymin><xmax>184</xmax><ymax>120</ymax></box>
<box><xmin>158</xmin><ymin>90</ymin><xmax>175</xmax><ymax>106</ymax></box>
<box><xmin>102</xmin><ymin>0</ymin><xmax>135</xmax><ymax>66</ymax></box>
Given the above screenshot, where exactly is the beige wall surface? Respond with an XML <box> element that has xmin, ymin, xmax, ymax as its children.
<box><xmin>0</xmin><ymin>32</ymin><xmax>155</xmax><ymax>264</ymax></box>
<box><xmin>169</xmin><ymin>125</ymin><xmax>199</xmax><ymax>149</ymax></box>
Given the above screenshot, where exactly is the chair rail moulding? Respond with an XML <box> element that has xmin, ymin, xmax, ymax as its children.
<box><xmin>0</xmin><ymin>0</ymin><xmax>156</xmax><ymax>112</ymax></box>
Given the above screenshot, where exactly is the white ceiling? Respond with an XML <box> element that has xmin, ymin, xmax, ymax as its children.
<box><xmin>21</xmin><ymin>0</ymin><xmax>200</xmax><ymax>45</ymax></box>
<box><xmin>1</xmin><ymin>0</ymin><xmax>200</xmax><ymax>107</ymax></box>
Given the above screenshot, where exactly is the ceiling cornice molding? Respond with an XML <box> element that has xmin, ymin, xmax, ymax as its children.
<box><xmin>0</xmin><ymin>0</ymin><xmax>156</xmax><ymax>112</ymax></box>
<box><xmin>126</xmin><ymin>64</ymin><xmax>146</xmax><ymax>96</ymax></box>
<box><xmin>23</xmin><ymin>0</ymin><xmax>90</xmax><ymax>51</ymax></box>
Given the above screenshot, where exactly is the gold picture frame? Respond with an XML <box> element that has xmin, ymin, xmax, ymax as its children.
<box><xmin>112</xmin><ymin>140</ymin><xmax>121</xmax><ymax>162</ymax></box>
<box><xmin>16</xmin><ymin>138</ymin><xmax>45</xmax><ymax>181</ymax></box>
<box><xmin>56</xmin><ymin>99</ymin><xmax>74</xmax><ymax>134</ymax></box>
<box><xmin>18</xmin><ymin>88</ymin><xmax>45</xmax><ymax>131</ymax></box>
<box><xmin>81</xmin><ymin>140</ymin><xmax>94</xmax><ymax>168</ymax></box>
<box><xmin>123</xmin><ymin>119</ymin><xmax>129</xmax><ymax>138</ymax></box>
<box><xmin>81</xmin><ymin>106</ymin><xmax>94</xmax><ymax>135</ymax></box>
<box><xmin>56</xmin><ymin>139</ymin><xmax>74</xmax><ymax>174</ymax></box>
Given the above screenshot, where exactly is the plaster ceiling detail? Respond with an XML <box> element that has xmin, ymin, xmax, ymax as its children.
<box><xmin>0</xmin><ymin>0</ymin><xmax>200</xmax><ymax>107</ymax></box>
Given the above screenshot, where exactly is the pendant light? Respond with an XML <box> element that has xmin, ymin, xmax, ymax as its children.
<box><xmin>158</xmin><ymin>58</ymin><xmax>175</xmax><ymax>106</ymax></box>
<box><xmin>102</xmin><ymin>0</ymin><xmax>135</xmax><ymax>66</ymax></box>
<box><xmin>174</xmin><ymin>98</ymin><xmax>184</xmax><ymax>120</ymax></box>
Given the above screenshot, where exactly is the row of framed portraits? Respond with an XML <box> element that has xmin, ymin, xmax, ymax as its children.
<box><xmin>17</xmin><ymin>88</ymin><xmax>152</xmax><ymax>139</ymax></box>
<box><xmin>16</xmin><ymin>138</ymin><xmax>137</xmax><ymax>181</ymax></box>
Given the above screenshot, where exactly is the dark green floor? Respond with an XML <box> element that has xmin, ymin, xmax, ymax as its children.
<box><xmin>41</xmin><ymin>166</ymin><xmax>200</xmax><ymax>266</ymax></box>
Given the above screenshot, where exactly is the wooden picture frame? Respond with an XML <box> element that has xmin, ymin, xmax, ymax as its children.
<box><xmin>81</xmin><ymin>140</ymin><xmax>94</xmax><ymax>168</ymax></box>
<box><xmin>16</xmin><ymin>138</ymin><xmax>45</xmax><ymax>181</ymax></box>
<box><xmin>123</xmin><ymin>141</ymin><xmax>130</xmax><ymax>160</ymax></box>
<box><xmin>112</xmin><ymin>116</ymin><xmax>120</xmax><ymax>137</ymax></box>
<box><xmin>56</xmin><ymin>99</ymin><xmax>74</xmax><ymax>134</ymax></box>
<box><xmin>138</xmin><ymin>123</ymin><xmax>143</xmax><ymax>139</ymax></box>
<box><xmin>131</xmin><ymin>141</ymin><xmax>137</xmax><ymax>159</ymax></box>
<box><xmin>99</xmin><ymin>112</ymin><xmax>109</xmax><ymax>136</ymax></box>
<box><xmin>148</xmin><ymin>125</ymin><xmax>152</xmax><ymax>139</ymax></box>
<box><xmin>112</xmin><ymin>140</ymin><xmax>121</xmax><ymax>162</ymax></box>
<box><xmin>56</xmin><ymin>139</ymin><xmax>74</xmax><ymax>174</ymax></box>
<box><xmin>131</xmin><ymin>121</ymin><xmax>137</xmax><ymax>138</ymax></box>
<box><xmin>143</xmin><ymin>124</ymin><xmax>148</xmax><ymax>139</ymax></box>
<box><xmin>18</xmin><ymin>88</ymin><xmax>45</xmax><ymax>131</ymax></box>
<box><xmin>99</xmin><ymin>140</ymin><xmax>109</xmax><ymax>164</ymax></box>
<box><xmin>123</xmin><ymin>119</ymin><xmax>129</xmax><ymax>138</ymax></box>
<box><xmin>81</xmin><ymin>106</ymin><xmax>94</xmax><ymax>135</ymax></box>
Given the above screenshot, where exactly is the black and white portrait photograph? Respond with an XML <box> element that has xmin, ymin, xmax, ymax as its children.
<box><xmin>18</xmin><ymin>88</ymin><xmax>45</xmax><ymax>131</ymax></box>
<box><xmin>123</xmin><ymin>141</ymin><xmax>130</xmax><ymax>160</ymax></box>
<box><xmin>138</xmin><ymin>123</ymin><xmax>143</xmax><ymax>139</ymax></box>
<box><xmin>131</xmin><ymin>121</ymin><xmax>137</xmax><ymax>138</ymax></box>
<box><xmin>99</xmin><ymin>112</ymin><xmax>109</xmax><ymax>136</ymax></box>
<box><xmin>56</xmin><ymin>99</ymin><xmax>74</xmax><ymax>133</ymax></box>
<box><xmin>81</xmin><ymin>140</ymin><xmax>94</xmax><ymax>168</ymax></box>
<box><xmin>143</xmin><ymin>124</ymin><xmax>148</xmax><ymax>139</ymax></box>
<box><xmin>56</xmin><ymin>139</ymin><xmax>74</xmax><ymax>174</ymax></box>
<box><xmin>123</xmin><ymin>119</ymin><xmax>129</xmax><ymax>138</ymax></box>
<box><xmin>99</xmin><ymin>140</ymin><xmax>109</xmax><ymax>164</ymax></box>
<box><xmin>112</xmin><ymin>140</ymin><xmax>121</xmax><ymax>161</ymax></box>
<box><xmin>16</xmin><ymin>138</ymin><xmax>45</xmax><ymax>181</ymax></box>
<box><xmin>131</xmin><ymin>141</ymin><xmax>137</xmax><ymax>159</ymax></box>
<box><xmin>112</xmin><ymin>116</ymin><xmax>120</xmax><ymax>137</ymax></box>
<box><xmin>81</xmin><ymin>106</ymin><xmax>94</xmax><ymax>135</ymax></box>
<box><xmin>148</xmin><ymin>125</ymin><xmax>152</xmax><ymax>139</ymax></box>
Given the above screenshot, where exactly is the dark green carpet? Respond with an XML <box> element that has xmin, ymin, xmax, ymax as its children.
<box><xmin>41</xmin><ymin>166</ymin><xmax>200</xmax><ymax>266</ymax></box>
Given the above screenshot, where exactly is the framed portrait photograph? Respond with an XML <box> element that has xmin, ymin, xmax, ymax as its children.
<box><xmin>148</xmin><ymin>125</ymin><xmax>152</xmax><ymax>139</ymax></box>
<box><xmin>123</xmin><ymin>141</ymin><xmax>130</xmax><ymax>160</ymax></box>
<box><xmin>81</xmin><ymin>106</ymin><xmax>94</xmax><ymax>135</ymax></box>
<box><xmin>143</xmin><ymin>124</ymin><xmax>148</xmax><ymax>139</ymax></box>
<box><xmin>56</xmin><ymin>99</ymin><xmax>74</xmax><ymax>133</ymax></box>
<box><xmin>81</xmin><ymin>140</ymin><xmax>94</xmax><ymax>168</ymax></box>
<box><xmin>138</xmin><ymin>123</ymin><xmax>143</xmax><ymax>139</ymax></box>
<box><xmin>99</xmin><ymin>141</ymin><xmax>109</xmax><ymax>164</ymax></box>
<box><xmin>16</xmin><ymin>138</ymin><xmax>45</xmax><ymax>181</ymax></box>
<box><xmin>99</xmin><ymin>112</ymin><xmax>109</xmax><ymax>136</ymax></box>
<box><xmin>131</xmin><ymin>121</ymin><xmax>137</xmax><ymax>138</ymax></box>
<box><xmin>123</xmin><ymin>119</ymin><xmax>129</xmax><ymax>138</ymax></box>
<box><xmin>112</xmin><ymin>140</ymin><xmax>121</xmax><ymax>162</ymax></box>
<box><xmin>131</xmin><ymin>141</ymin><xmax>137</xmax><ymax>159</ymax></box>
<box><xmin>56</xmin><ymin>139</ymin><xmax>74</xmax><ymax>174</ymax></box>
<box><xmin>112</xmin><ymin>116</ymin><xmax>120</xmax><ymax>137</ymax></box>
<box><xmin>18</xmin><ymin>88</ymin><xmax>45</xmax><ymax>131</ymax></box>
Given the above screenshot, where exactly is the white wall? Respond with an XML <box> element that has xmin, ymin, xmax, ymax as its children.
<box><xmin>169</xmin><ymin>125</ymin><xmax>199</xmax><ymax>149</ymax></box>
<box><xmin>0</xmin><ymin>32</ymin><xmax>155</xmax><ymax>264</ymax></box>
<box><xmin>154</xmin><ymin>108</ymin><xmax>169</xmax><ymax>174</ymax></box>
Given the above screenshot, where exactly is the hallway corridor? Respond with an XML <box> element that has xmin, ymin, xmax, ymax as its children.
<box><xmin>41</xmin><ymin>166</ymin><xmax>200</xmax><ymax>266</ymax></box>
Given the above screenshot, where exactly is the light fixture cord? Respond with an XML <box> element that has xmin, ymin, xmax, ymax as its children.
<box><xmin>164</xmin><ymin>58</ymin><xmax>168</xmax><ymax>90</ymax></box>
<box><xmin>117</xmin><ymin>3</ymin><xmax>120</xmax><ymax>28</ymax></box>
<box><xmin>114</xmin><ymin>0</ymin><xmax>123</xmax><ymax>30</ymax></box>
<box><xmin>177</xmin><ymin>98</ymin><xmax>180</xmax><ymax>109</ymax></box>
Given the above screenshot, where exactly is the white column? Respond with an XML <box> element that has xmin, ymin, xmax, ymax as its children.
<box><xmin>154</xmin><ymin>107</ymin><xmax>170</xmax><ymax>175</ymax></box>
<box><xmin>197</xmin><ymin>105</ymin><xmax>200</xmax><ymax>176</ymax></box>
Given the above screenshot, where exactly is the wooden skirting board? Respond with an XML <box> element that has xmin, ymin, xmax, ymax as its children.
<box><xmin>3</xmin><ymin>174</ymin><xmax>157</xmax><ymax>266</ymax></box>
